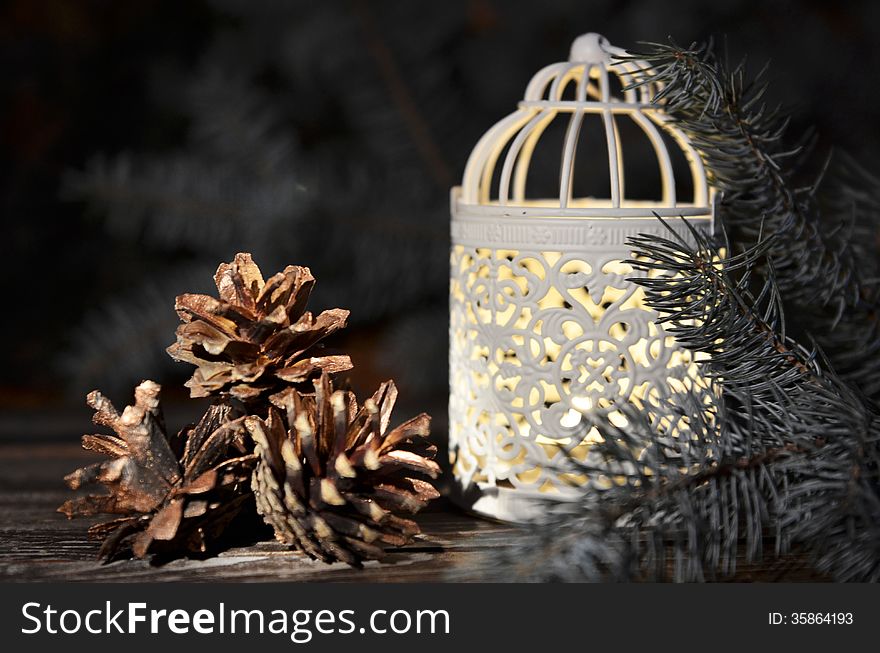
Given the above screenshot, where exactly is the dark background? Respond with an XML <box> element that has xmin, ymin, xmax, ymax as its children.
<box><xmin>3</xmin><ymin>0</ymin><xmax>879</xmax><ymax>440</ymax></box>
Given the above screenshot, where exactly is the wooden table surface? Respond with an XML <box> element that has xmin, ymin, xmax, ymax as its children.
<box><xmin>0</xmin><ymin>442</ymin><xmax>520</xmax><ymax>582</ymax></box>
<box><xmin>0</xmin><ymin>443</ymin><xmax>821</xmax><ymax>582</ymax></box>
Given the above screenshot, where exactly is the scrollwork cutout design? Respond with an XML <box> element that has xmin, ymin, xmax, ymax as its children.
<box><xmin>449</xmin><ymin>239</ymin><xmax>712</xmax><ymax>496</ymax></box>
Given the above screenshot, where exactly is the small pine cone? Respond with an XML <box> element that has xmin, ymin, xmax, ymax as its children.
<box><xmin>58</xmin><ymin>381</ymin><xmax>257</xmax><ymax>561</ymax></box>
<box><xmin>167</xmin><ymin>252</ymin><xmax>353</xmax><ymax>406</ymax></box>
<box><xmin>247</xmin><ymin>373</ymin><xmax>440</xmax><ymax>565</ymax></box>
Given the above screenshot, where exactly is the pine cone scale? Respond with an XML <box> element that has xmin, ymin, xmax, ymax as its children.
<box><xmin>376</xmin><ymin>449</ymin><xmax>441</xmax><ymax>477</ymax></box>
<box><xmin>168</xmin><ymin>254</ymin><xmax>351</xmax><ymax>404</ymax></box>
<box><xmin>370</xmin><ymin>483</ymin><xmax>437</xmax><ymax>513</ymax></box>
<box><xmin>63</xmin><ymin>252</ymin><xmax>438</xmax><ymax>567</ymax></box>
<box><xmin>378</xmin><ymin>415</ymin><xmax>432</xmax><ymax>452</ymax></box>
<box><xmin>180</xmin><ymin>405</ymin><xmax>237</xmax><ymax>471</ymax></box>
<box><xmin>215</xmin><ymin>256</ymin><xmax>264</xmax><ymax>310</ymax></box>
<box><xmin>59</xmin><ymin>381</ymin><xmax>259</xmax><ymax>561</ymax></box>
<box><xmin>173</xmin><ymin>294</ymin><xmax>243</xmax><ymax>338</ymax></box>
<box><xmin>81</xmin><ymin>434</ymin><xmax>127</xmax><ymax>457</ymax></box>
<box><xmin>143</xmin><ymin>498</ymin><xmax>185</xmax><ymax>542</ymax></box>
<box><xmin>182</xmin><ymin>415</ymin><xmax>248</xmax><ymax>478</ymax></box>
<box><xmin>275</xmin><ymin>354</ymin><xmax>353</xmax><ymax>383</ymax></box>
<box><xmin>247</xmin><ymin>373</ymin><xmax>439</xmax><ymax>565</ymax></box>
<box><xmin>264</xmin><ymin>309</ymin><xmax>349</xmax><ymax>362</ymax></box>
<box><xmin>258</xmin><ymin>267</ymin><xmax>315</xmax><ymax>318</ymax></box>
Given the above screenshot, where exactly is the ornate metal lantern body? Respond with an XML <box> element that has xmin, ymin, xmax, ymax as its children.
<box><xmin>449</xmin><ymin>34</ymin><xmax>715</xmax><ymax>521</ymax></box>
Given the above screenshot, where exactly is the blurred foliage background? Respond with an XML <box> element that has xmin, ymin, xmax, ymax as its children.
<box><xmin>2</xmin><ymin>0</ymin><xmax>879</xmax><ymax>438</ymax></box>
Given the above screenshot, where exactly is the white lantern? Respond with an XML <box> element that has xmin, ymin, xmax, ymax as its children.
<box><xmin>449</xmin><ymin>33</ymin><xmax>716</xmax><ymax>521</ymax></box>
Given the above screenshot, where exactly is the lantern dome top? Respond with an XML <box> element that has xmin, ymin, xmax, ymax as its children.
<box><xmin>455</xmin><ymin>33</ymin><xmax>714</xmax><ymax>220</ymax></box>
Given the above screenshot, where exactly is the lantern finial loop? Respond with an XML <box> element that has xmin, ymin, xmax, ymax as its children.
<box><xmin>569</xmin><ymin>32</ymin><xmax>611</xmax><ymax>63</ymax></box>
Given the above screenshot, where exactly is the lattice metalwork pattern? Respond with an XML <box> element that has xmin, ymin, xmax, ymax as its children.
<box><xmin>448</xmin><ymin>33</ymin><xmax>716</xmax><ymax>520</ymax></box>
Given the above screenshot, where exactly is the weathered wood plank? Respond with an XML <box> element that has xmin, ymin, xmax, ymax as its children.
<box><xmin>0</xmin><ymin>443</ymin><xmax>520</xmax><ymax>582</ymax></box>
<box><xmin>0</xmin><ymin>443</ymin><xmax>823</xmax><ymax>582</ymax></box>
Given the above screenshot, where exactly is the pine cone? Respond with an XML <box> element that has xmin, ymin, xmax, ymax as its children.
<box><xmin>247</xmin><ymin>373</ymin><xmax>440</xmax><ymax>565</ymax></box>
<box><xmin>167</xmin><ymin>252</ymin><xmax>353</xmax><ymax>405</ymax></box>
<box><xmin>58</xmin><ymin>381</ymin><xmax>257</xmax><ymax>560</ymax></box>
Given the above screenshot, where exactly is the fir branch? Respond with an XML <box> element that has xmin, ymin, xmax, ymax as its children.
<box><xmin>458</xmin><ymin>394</ymin><xmax>789</xmax><ymax>582</ymax></box>
<box><xmin>624</xmin><ymin>39</ymin><xmax>880</xmax><ymax>399</ymax></box>
<box><xmin>811</xmin><ymin>154</ymin><xmax>880</xmax><ymax>396</ymax></box>
<box><xmin>629</xmin><ymin>220</ymin><xmax>819</xmax><ymax>402</ymax></box>
<box><xmin>460</xmin><ymin>220</ymin><xmax>880</xmax><ymax>582</ymax></box>
<box><xmin>629</xmin><ymin>220</ymin><xmax>880</xmax><ymax>581</ymax></box>
<box><xmin>626</xmin><ymin>40</ymin><xmax>855</xmax><ymax>309</ymax></box>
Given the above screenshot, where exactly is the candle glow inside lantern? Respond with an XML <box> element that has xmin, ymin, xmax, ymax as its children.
<box><xmin>449</xmin><ymin>33</ymin><xmax>716</xmax><ymax>521</ymax></box>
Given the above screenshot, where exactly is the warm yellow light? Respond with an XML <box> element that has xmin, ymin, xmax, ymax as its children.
<box><xmin>449</xmin><ymin>33</ymin><xmax>715</xmax><ymax>521</ymax></box>
<box><xmin>449</xmin><ymin>245</ymin><xmax>713</xmax><ymax>500</ymax></box>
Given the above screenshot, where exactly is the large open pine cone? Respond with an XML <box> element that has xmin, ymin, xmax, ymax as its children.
<box><xmin>167</xmin><ymin>252</ymin><xmax>352</xmax><ymax>405</ymax></box>
<box><xmin>59</xmin><ymin>381</ymin><xmax>257</xmax><ymax>560</ymax></box>
<box><xmin>247</xmin><ymin>373</ymin><xmax>440</xmax><ymax>565</ymax></box>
